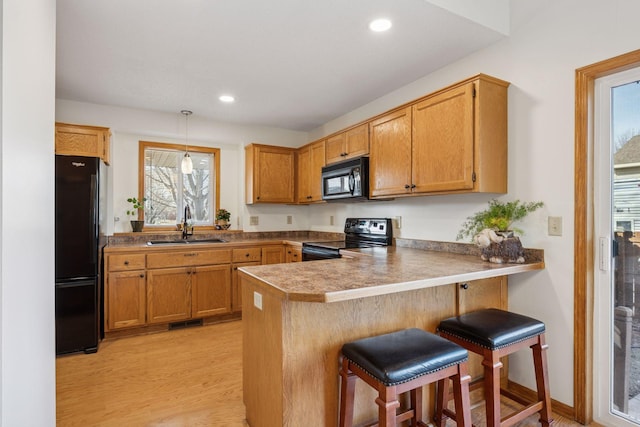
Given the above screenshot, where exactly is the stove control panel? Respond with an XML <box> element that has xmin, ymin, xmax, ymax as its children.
<box><xmin>344</xmin><ymin>218</ymin><xmax>392</xmax><ymax>237</ymax></box>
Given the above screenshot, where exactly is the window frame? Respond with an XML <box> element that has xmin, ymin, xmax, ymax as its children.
<box><xmin>138</xmin><ymin>140</ymin><xmax>221</xmax><ymax>231</ymax></box>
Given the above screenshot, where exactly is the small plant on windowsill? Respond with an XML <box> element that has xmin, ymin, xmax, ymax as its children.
<box><xmin>456</xmin><ymin>199</ymin><xmax>543</xmax><ymax>264</ymax></box>
<box><xmin>215</xmin><ymin>208</ymin><xmax>231</xmax><ymax>230</ymax></box>
<box><xmin>126</xmin><ymin>197</ymin><xmax>146</xmax><ymax>232</ymax></box>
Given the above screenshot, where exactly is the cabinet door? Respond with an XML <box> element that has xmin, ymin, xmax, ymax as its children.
<box><xmin>146</xmin><ymin>267</ymin><xmax>191</xmax><ymax>324</ymax></box>
<box><xmin>457</xmin><ymin>276</ymin><xmax>507</xmax><ymax>382</ymax></box>
<box><xmin>369</xmin><ymin>107</ymin><xmax>413</xmax><ymax>197</ymax></box>
<box><xmin>55</xmin><ymin>123</ymin><xmax>110</xmax><ymax>165</ymax></box>
<box><xmin>262</xmin><ymin>246</ymin><xmax>285</xmax><ymax>264</ymax></box>
<box><xmin>296</xmin><ymin>146</ymin><xmax>311</xmax><ymax>203</ymax></box>
<box><xmin>412</xmin><ymin>82</ymin><xmax>474</xmax><ymax>193</ymax></box>
<box><xmin>325</xmin><ymin>133</ymin><xmax>346</xmax><ymax>164</ymax></box>
<box><xmin>192</xmin><ymin>265</ymin><xmax>232</xmax><ymax>318</ymax></box>
<box><xmin>106</xmin><ymin>270</ymin><xmax>146</xmax><ymax>330</ymax></box>
<box><xmin>232</xmin><ymin>261</ymin><xmax>261</xmax><ymax>312</ymax></box>
<box><xmin>308</xmin><ymin>140</ymin><xmax>326</xmax><ymax>201</ymax></box>
<box><xmin>344</xmin><ymin>123</ymin><xmax>369</xmax><ymax>160</ymax></box>
<box><xmin>246</xmin><ymin>144</ymin><xmax>295</xmax><ymax>204</ymax></box>
<box><xmin>285</xmin><ymin>245</ymin><xmax>302</xmax><ymax>263</ymax></box>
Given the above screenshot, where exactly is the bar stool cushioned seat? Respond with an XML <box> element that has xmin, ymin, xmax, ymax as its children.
<box><xmin>436</xmin><ymin>308</ymin><xmax>553</xmax><ymax>427</ymax></box>
<box><xmin>339</xmin><ymin>328</ymin><xmax>472</xmax><ymax>427</ymax></box>
<box><xmin>437</xmin><ymin>308</ymin><xmax>546</xmax><ymax>350</ymax></box>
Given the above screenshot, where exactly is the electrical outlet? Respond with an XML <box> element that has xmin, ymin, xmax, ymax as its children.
<box><xmin>250</xmin><ymin>216</ymin><xmax>259</xmax><ymax>226</ymax></box>
<box><xmin>394</xmin><ymin>216</ymin><xmax>402</xmax><ymax>229</ymax></box>
<box><xmin>330</xmin><ymin>215</ymin><xmax>334</xmax><ymax>226</ymax></box>
<box><xmin>253</xmin><ymin>292</ymin><xmax>263</xmax><ymax>310</ymax></box>
<box><xmin>287</xmin><ymin>215</ymin><xmax>292</xmax><ymax>225</ymax></box>
<box><xmin>548</xmin><ymin>216</ymin><xmax>562</xmax><ymax>236</ymax></box>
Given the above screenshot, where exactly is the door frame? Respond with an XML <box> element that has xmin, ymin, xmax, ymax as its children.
<box><xmin>575</xmin><ymin>48</ymin><xmax>640</xmax><ymax>424</ymax></box>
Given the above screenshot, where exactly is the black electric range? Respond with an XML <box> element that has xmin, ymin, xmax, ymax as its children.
<box><xmin>302</xmin><ymin>218</ymin><xmax>393</xmax><ymax>261</ymax></box>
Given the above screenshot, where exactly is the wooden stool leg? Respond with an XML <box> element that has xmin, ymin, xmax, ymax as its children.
<box><xmin>376</xmin><ymin>384</ymin><xmax>400</xmax><ymax>427</ymax></box>
<box><xmin>339</xmin><ymin>358</ymin><xmax>357</xmax><ymax>427</ymax></box>
<box><xmin>410</xmin><ymin>386</ymin><xmax>423</xmax><ymax>427</ymax></box>
<box><xmin>532</xmin><ymin>334</ymin><xmax>553</xmax><ymax>427</ymax></box>
<box><xmin>451</xmin><ymin>362</ymin><xmax>473</xmax><ymax>427</ymax></box>
<box><xmin>483</xmin><ymin>349</ymin><xmax>503</xmax><ymax>427</ymax></box>
<box><xmin>434</xmin><ymin>378</ymin><xmax>451</xmax><ymax>427</ymax></box>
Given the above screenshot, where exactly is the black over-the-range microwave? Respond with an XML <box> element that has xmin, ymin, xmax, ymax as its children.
<box><xmin>321</xmin><ymin>156</ymin><xmax>369</xmax><ymax>202</ymax></box>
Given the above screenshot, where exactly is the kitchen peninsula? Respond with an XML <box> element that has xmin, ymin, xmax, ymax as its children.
<box><xmin>238</xmin><ymin>242</ymin><xmax>544</xmax><ymax>427</ymax></box>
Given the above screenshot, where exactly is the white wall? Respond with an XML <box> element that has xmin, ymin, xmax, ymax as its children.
<box><xmin>1</xmin><ymin>0</ymin><xmax>57</xmax><ymax>425</ymax></box>
<box><xmin>56</xmin><ymin>100</ymin><xmax>312</xmax><ymax>233</ymax></box>
<box><xmin>53</xmin><ymin>0</ymin><xmax>640</xmax><ymax>411</ymax></box>
<box><xmin>306</xmin><ymin>0</ymin><xmax>640</xmax><ymax>406</ymax></box>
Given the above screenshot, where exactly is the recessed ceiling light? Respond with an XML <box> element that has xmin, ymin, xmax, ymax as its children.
<box><xmin>369</xmin><ymin>18</ymin><xmax>392</xmax><ymax>32</ymax></box>
<box><xmin>219</xmin><ymin>95</ymin><xmax>235</xmax><ymax>103</ymax></box>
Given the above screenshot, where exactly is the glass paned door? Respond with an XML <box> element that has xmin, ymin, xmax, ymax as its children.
<box><xmin>595</xmin><ymin>68</ymin><xmax>640</xmax><ymax>427</ymax></box>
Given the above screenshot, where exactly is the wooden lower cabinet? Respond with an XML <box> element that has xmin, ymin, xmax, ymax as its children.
<box><xmin>192</xmin><ymin>265</ymin><xmax>232</xmax><ymax>317</ymax></box>
<box><xmin>262</xmin><ymin>246</ymin><xmax>285</xmax><ymax>264</ymax></box>
<box><xmin>106</xmin><ymin>270</ymin><xmax>146</xmax><ymax>330</ymax></box>
<box><xmin>285</xmin><ymin>244</ymin><xmax>302</xmax><ymax>263</ymax></box>
<box><xmin>146</xmin><ymin>267</ymin><xmax>192</xmax><ymax>324</ymax></box>
<box><xmin>232</xmin><ymin>261</ymin><xmax>260</xmax><ymax>312</ymax></box>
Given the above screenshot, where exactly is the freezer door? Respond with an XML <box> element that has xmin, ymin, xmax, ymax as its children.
<box><xmin>55</xmin><ymin>279</ymin><xmax>98</xmax><ymax>355</ymax></box>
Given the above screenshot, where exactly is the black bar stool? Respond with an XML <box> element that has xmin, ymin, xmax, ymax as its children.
<box><xmin>436</xmin><ymin>308</ymin><xmax>553</xmax><ymax>427</ymax></box>
<box><xmin>339</xmin><ymin>328</ymin><xmax>472</xmax><ymax>427</ymax></box>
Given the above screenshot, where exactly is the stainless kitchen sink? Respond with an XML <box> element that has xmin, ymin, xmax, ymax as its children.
<box><xmin>146</xmin><ymin>238</ymin><xmax>227</xmax><ymax>246</ymax></box>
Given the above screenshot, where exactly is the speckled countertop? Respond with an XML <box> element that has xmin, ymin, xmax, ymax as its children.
<box><xmin>239</xmin><ymin>243</ymin><xmax>545</xmax><ymax>303</ymax></box>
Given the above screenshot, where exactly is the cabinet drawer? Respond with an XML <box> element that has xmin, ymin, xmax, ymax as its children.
<box><xmin>147</xmin><ymin>249</ymin><xmax>232</xmax><ymax>269</ymax></box>
<box><xmin>232</xmin><ymin>248</ymin><xmax>262</xmax><ymax>263</ymax></box>
<box><xmin>108</xmin><ymin>254</ymin><xmax>146</xmax><ymax>271</ymax></box>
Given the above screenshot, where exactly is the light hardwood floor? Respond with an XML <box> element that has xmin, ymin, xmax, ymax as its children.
<box><xmin>56</xmin><ymin>320</ymin><xmax>586</xmax><ymax>426</ymax></box>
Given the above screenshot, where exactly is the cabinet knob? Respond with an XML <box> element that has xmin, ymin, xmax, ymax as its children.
<box><xmin>460</xmin><ymin>283</ymin><xmax>469</xmax><ymax>290</ymax></box>
<box><xmin>234</xmin><ymin>267</ymin><xmax>238</xmax><ymax>270</ymax></box>
<box><xmin>139</xmin><ymin>274</ymin><xmax>144</xmax><ymax>278</ymax></box>
<box><xmin>404</xmin><ymin>184</ymin><xmax>411</xmax><ymax>189</ymax></box>
<box><xmin>411</xmin><ymin>184</ymin><xmax>416</xmax><ymax>189</ymax></box>
<box><xmin>257</xmin><ymin>196</ymin><xmax>260</xmax><ymax>200</ymax></box>
<box><xmin>124</xmin><ymin>260</ymin><xmax>129</xmax><ymax>265</ymax></box>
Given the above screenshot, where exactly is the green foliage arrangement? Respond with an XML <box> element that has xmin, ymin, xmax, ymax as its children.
<box><xmin>215</xmin><ymin>208</ymin><xmax>231</xmax><ymax>222</ymax></box>
<box><xmin>126</xmin><ymin>197</ymin><xmax>146</xmax><ymax>217</ymax></box>
<box><xmin>456</xmin><ymin>199</ymin><xmax>544</xmax><ymax>241</ymax></box>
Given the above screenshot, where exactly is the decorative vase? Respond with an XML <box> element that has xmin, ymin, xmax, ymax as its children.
<box><xmin>130</xmin><ymin>220</ymin><xmax>144</xmax><ymax>232</ymax></box>
<box><xmin>215</xmin><ymin>220</ymin><xmax>230</xmax><ymax>230</ymax></box>
<box><xmin>480</xmin><ymin>235</ymin><xmax>525</xmax><ymax>264</ymax></box>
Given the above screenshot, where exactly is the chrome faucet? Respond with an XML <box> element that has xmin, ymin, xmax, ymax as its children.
<box><xmin>182</xmin><ymin>205</ymin><xmax>193</xmax><ymax>239</ymax></box>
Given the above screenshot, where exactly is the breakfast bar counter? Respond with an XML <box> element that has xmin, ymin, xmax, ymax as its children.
<box><xmin>238</xmin><ymin>245</ymin><xmax>544</xmax><ymax>427</ymax></box>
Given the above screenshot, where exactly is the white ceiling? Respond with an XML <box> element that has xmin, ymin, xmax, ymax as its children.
<box><xmin>56</xmin><ymin>0</ymin><xmax>510</xmax><ymax>132</ymax></box>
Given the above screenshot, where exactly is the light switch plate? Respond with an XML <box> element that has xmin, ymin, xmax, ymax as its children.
<box><xmin>548</xmin><ymin>216</ymin><xmax>562</xmax><ymax>236</ymax></box>
<box><xmin>250</xmin><ymin>216</ymin><xmax>259</xmax><ymax>226</ymax></box>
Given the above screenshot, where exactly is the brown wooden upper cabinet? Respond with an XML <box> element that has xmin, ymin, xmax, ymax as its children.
<box><xmin>55</xmin><ymin>122</ymin><xmax>111</xmax><ymax>165</ymax></box>
<box><xmin>325</xmin><ymin>123</ymin><xmax>369</xmax><ymax>165</ymax></box>
<box><xmin>245</xmin><ymin>144</ymin><xmax>296</xmax><ymax>204</ymax></box>
<box><xmin>296</xmin><ymin>140</ymin><xmax>326</xmax><ymax>203</ymax></box>
<box><xmin>369</xmin><ymin>74</ymin><xmax>508</xmax><ymax>198</ymax></box>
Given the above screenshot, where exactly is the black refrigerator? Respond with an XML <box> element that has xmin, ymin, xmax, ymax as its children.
<box><xmin>55</xmin><ymin>155</ymin><xmax>106</xmax><ymax>355</ymax></box>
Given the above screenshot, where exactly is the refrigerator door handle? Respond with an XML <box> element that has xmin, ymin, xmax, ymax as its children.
<box><xmin>90</xmin><ymin>174</ymin><xmax>98</xmax><ymax>266</ymax></box>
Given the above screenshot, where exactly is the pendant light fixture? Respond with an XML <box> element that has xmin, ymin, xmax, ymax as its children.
<box><xmin>180</xmin><ymin>110</ymin><xmax>193</xmax><ymax>174</ymax></box>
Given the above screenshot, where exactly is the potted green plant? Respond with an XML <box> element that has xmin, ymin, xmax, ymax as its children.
<box><xmin>126</xmin><ymin>197</ymin><xmax>146</xmax><ymax>232</ymax></box>
<box><xmin>215</xmin><ymin>208</ymin><xmax>231</xmax><ymax>230</ymax></box>
<box><xmin>457</xmin><ymin>199</ymin><xmax>543</xmax><ymax>263</ymax></box>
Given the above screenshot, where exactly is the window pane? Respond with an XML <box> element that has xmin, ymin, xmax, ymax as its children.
<box><xmin>184</xmin><ymin>151</ymin><xmax>213</xmax><ymax>224</ymax></box>
<box><xmin>143</xmin><ymin>146</ymin><xmax>215</xmax><ymax>227</ymax></box>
